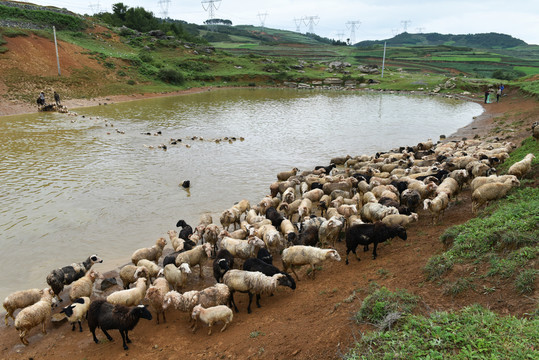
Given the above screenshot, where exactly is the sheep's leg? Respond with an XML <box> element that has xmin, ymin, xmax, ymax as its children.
<box><xmin>78</xmin><ymin>320</ymin><xmax>83</xmax><ymax>332</ymax></box>
<box><xmin>162</xmin><ymin>310</ymin><xmax>166</xmax><ymax>323</ymax></box>
<box><xmin>71</xmin><ymin>322</ymin><xmax>76</xmax><ymax>331</ymax></box>
<box><xmin>220</xmin><ymin>321</ymin><xmax>229</xmax><ymax>332</ymax></box>
<box><xmin>192</xmin><ymin>319</ymin><xmax>197</xmax><ymax>333</ymax></box>
<box><xmin>41</xmin><ymin>320</ymin><xmax>47</xmax><ymax>334</ymax></box>
<box><xmin>229</xmin><ymin>292</ymin><xmax>239</xmax><ymax>313</ymax></box>
<box><xmin>208</xmin><ymin>322</ymin><xmax>213</xmax><ymax>335</ymax></box>
<box><xmin>372</xmin><ymin>241</ymin><xmax>378</xmax><ymax>260</ymax></box>
<box><xmin>125</xmin><ymin>330</ymin><xmax>131</xmax><ymax>344</ymax></box>
<box><xmin>247</xmin><ymin>292</ymin><xmax>253</xmax><ymax>314</ymax></box>
<box><xmin>255</xmin><ymin>294</ymin><xmax>262</xmax><ymax>308</ymax></box>
<box><xmin>101</xmin><ymin>329</ymin><xmax>113</xmax><ymax>341</ymax></box>
<box><xmin>4</xmin><ymin>313</ymin><xmax>10</xmax><ymax>326</ymax></box>
<box><xmin>311</xmin><ymin>264</ymin><xmax>316</xmax><ymax>279</ymax></box>
<box><xmin>290</xmin><ymin>266</ymin><xmax>300</xmax><ymax>281</ymax></box>
<box><xmin>120</xmin><ymin>330</ymin><xmax>129</xmax><ymax>350</ymax></box>
<box><xmin>19</xmin><ymin>330</ymin><xmax>29</xmax><ymax>346</ymax></box>
<box><xmin>91</xmin><ymin>330</ymin><xmax>100</xmax><ymax>344</ymax></box>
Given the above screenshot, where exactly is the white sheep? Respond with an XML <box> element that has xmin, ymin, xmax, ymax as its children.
<box><xmin>119</xmin><ymin>265</ymin><xmax>150</xmax><ymax>289</ymax></box>
<box><xmin>507</xmin><ymin>153</ymin><xmax>535</xmax><ymax>179</ymax></box>
<box><xmin>135</xmin><ymin>259</ymin><xmax>162</xmax><ymax>280</ymax></box>
<box><xmin>382</xmin><ymin>213</ymin><xmax>419</xmax><ymax>228</ymax></box>
<box><xmin>297</xmin><ymin>198</ymin><xmax>313</xmax><ymax>219</ymax></box>
<box><xmin>59</xmin><ymin>296</ymin><xmax>91</xmax><ymax>332</ymax></box>
<box><xmin>470</xmin><ymin>174</ymin><xmax>519</xmax><ymax>193</ymax></box>
<box><xmin>282</xmin><ymin>186</ymin><xmax>296</xmax><ymax>204</ymax></box>
<box><xmin>246</xmin><ymin>208</ymin><xmax>266</xmax><ymax>225</ymax></box>
<box><xmin>423</xmin><ymin>192</ymin><xmax>449</xmax><ymax>224</ymax></box>
<box><xmin>144</xmin><ymin>277</ymin><xmax>170</xmax><ymax>324</ymax></box>
<box><xmin>106</xmin><ymin>277</ymin><xmax>147</xmax><ymax>307</ymax></box>
<box><xmin>436</xmin><ymin>177</ymin><xmax>460</xmax><ymax>200</ymax></box>
<box><xmin>279</xmin><ymin>219</ymin><xmax>297</xmax><ymax>245</ymax></box>
<box><xmin>69</xmin><ymin>270</ymin><xmax>100</xmax><ymax>302</ymax></box>
<box><xmin>218</xmin><ymin>235</ymin><xmax>266</xmax><ymax>260</ymax></box>
<box><xmin>278</xmin><ymin>199</ymin><xmax>302</xmax><ymax>221</ymax></box>
<box><xmin>3</xmin><ymin>288</ymin><xmax>44</xmax><ymax>326</ymax></box>
<box><xmin>277</xmin><ymin>167</ymin><xmax>299</xmax><ymax>181</ymax></box>
<box><xmin>161</xmin><ymin>263</ymin><xmax>191</xmax><ymax>291</ymax></box>
<box><xmin>281</xmin><ymin>245</ymin><xmax>341</xmax><ymax>280</ymax></box>
<box><xmin>302</xmin><ymin>188</ymin><xmax>324</xmax><ymax>203</ymax></box>
<box><xmin>162</xmin><ymin>283</ymin><xmax>230</xmax><ymax>321</ymax></box>
<box><xmin>256</xmin><ymin>224</ymin><xmax>284</xmax><ymax>254</ymax></box>
<box><xmin>131</xmin><ymin>237</ymin><xmax>167</xmax><ymax>265</ymax></box>
<box><xmin>174</xmin><ymin>243</ymin><xmax>212</xmax><ymax>277</ymax></box>
<box><xmin>232</xmin><ymin>199</ymin><xmax>251</xmax><ymax>218</ymax></box>
<box><xmin>360</xmin><ymin>202</ymin><xmax>399</xmax><ymax>223</ymax></box>
<box><xmin>472</xmin><ymin>179</ymin><xmax>520</xmax><ymax>213</ymax></box>
<box><xmin>14</xmin><ymin>288</ymin><xmax>55</xmax><ymax>345</ymax></box>
<box><xmin>318</xmin><ymin>216</ymin><xmax>344</xmax><ymax>248</ymax></box>
<box><xmin>220</xmin><ymin>207</ymin><xmax>242</xmax><ymax>230</ymax></box>
<box><xmin>191</xmin><ymin>304</ymin><xmax>233</xmax><ymax>335</ymax></box>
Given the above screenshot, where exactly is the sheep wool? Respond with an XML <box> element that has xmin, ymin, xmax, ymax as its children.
<box><xmin>3</xmin><ymin>288</ymin><xmax>43</xmax><ymax>326</ymax></box>
<box><xmin>107</xmin><ymin>277</ymin><xmax>147</xmax><ymax>307</ymax></box>
<box><xmin>14</xmin><ymin>288</ymin><xmax>55</xmax><ymax>345</ymax></box>
<box><xmin>191</xmin><ymin>304</ymin><xmax>233</xmax><ymax>335</ymax></box>
<box><xmin>69</xmin><ymin>270</ymin><xmax>99</xmax><ymax>302</ymax></box>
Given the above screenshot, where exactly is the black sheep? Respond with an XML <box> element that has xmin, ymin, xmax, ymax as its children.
<box><xmin>345</xmin><ymin>222</ymin><xmax>407</xmax><ymax>264</ymax></box>
<box><xmin>256</xmin><ymin>247</ymin><xmax>273</xmax><ymax>265</ymax></box>
<box><xmin>176</xmin><ymin>219</ymin><xmax>193</xmax><ymax>240</ymax></box>
<box><xmin>400</xmin><ymin>189</ymin><xmax>421</xmax><ymax>213</ymax></box>
<box><xmin>213</xmin><ymin>249</ymin><xmax>235</xmax><ymax>283</ymax></box>
<box><xmin>314</xmin><ymin>163</ymin><xmax>336</xmax><ymax>174</ymax></box>
<box><xmin>46</xmin><ymin>254</ymin><xmax>103</xmax><ymax>302</ymax></box>
<box><xmin>88</xmin><ymin>300</ymin><xmax>152</xmax><ymax>350</ymax></box>
<box><xmin>265</xmin><ymin>206</ymin><xmax>285</xmax><ymax>228</ymax></box>
<box><xmin>378</xmin><ymin>197</ymin><xmax>411</xmax><ymax>215</ymax></box>
<box><xmin>295</xmin><ymin>225</ymin><xmax>319</xmax><ymax>246</ymax></box>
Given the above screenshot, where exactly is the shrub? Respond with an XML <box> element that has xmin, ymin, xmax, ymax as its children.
<box><xmin>158</xmin><ymin>68</ymin><xmax>185</xmax><ymax>85</ymax></box>
<box><xmin>139</xmin><ymin>53</ymin><xmax>153</xmax><ymax>63</ymax></box>
<box><xmin>492</xmin><ymin>69</ymin><xmax>526</xmax><ymax>81</ymax></box>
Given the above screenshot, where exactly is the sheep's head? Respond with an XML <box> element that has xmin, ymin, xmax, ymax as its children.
<box><xmin>202</xmin><ymin>243</ymin><xmax>212</xmax><ymax>258</ymax></box>
<box><xmin>277</xmin><ymin>273</ymin><xmax>296</xmax><ymax>290</ymax></box>
<box><xmin>327</xmin><ymin>249</ymin><xmax>341</xmax><ymax>262</ymax></box>
<box><xmin>90</xmin><ymin>254</ymin><xmax>103</xmax><ymax>264</ymax></box>
<box><xmin>167</xmin><ymin>230</ymin><xmax>178</xmax><ymax>240</ymax></box>
<box><xmin>156</xmin><ymin>237</ymin><xmax>167</xmax><ymax>248</ymax></box>
<box><xmin>248</xmin><ymin>236</ymin><xmax>265</xmax><ymax>248</ymax></box>
<box><xmin>179</xmin><ymin>263</ymin><xmax>191</xmax><ymax>274</ymax></box>
<box><xmin>191</xmin><ymin>304</ymin><xmax>202</xmax><ymax>319</ymax></box>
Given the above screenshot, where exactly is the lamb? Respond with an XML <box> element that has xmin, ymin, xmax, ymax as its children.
<box><xmin>59</xmin><ymin>297</ymin><xmax>91</xmax><ymax>332</ymax></box>
<box><xmin>69</xmin><ymin>270</ymin><xmax>100</xmax><ymax>301</ymax></box>
<box><xmin>14</xmin><ymin>287</ymin><xmax>55</xmax><ymax>345</ymax></box>
<box><xmin>360</xmin><ymin>202</ymin><xmax>399</xmax><ymax>222</ymax></box>
<box><xmin>3</xmin><ymin>288</ymin><xmax>44</xmax><ymax>326</ymax></box>
<box><xmin>46</xmin><ymin>254</ymin><xmax>103</xmax><ymax>302</ymax></box>
<box><xmin>223</xmin><ymin>269</ymin><xmax>295</xmax><ymax>313</ymax></box>
<box><xmin>191</xmin><ymin>304</ymin><xmax>233</xmax><ymax>335</ymax></box>
<box><xmin>176</xmin><ymin>219</ymin><xmax>194</xmax><ymax>240</ymax></box>
<box><xmin>135</xmin><ymin>259</ymin><xmax>162</xmax><ymax>280</ymax></box>
<box><xmin>318</xmin><ymin>216</ymin><xmax>344</xmax><ymax>248</ymax></box>
<box><xmin>279</xmin><ymin>219</ymin><xmax>298</xmax><ymax>245</ymax></box>
<box><xmin>213</xmin><ymin>249</ymin><xmax>234</xmax><ymax>283</ymax></box>
<box><xmin>281</xmin><ymin>245</ymin><xmax>341</xmax><ymax>280</ymax></box>
<box><xmin>507</xmin><ymin>153</ymin><xmax>535</xmax><ymax>179</ymax></box>
<box><xmin>218</xmin><ymin>235</ymin><xmax>266</xmax><ymax>260</ymax></box>
<box><xmin>381</xmin><ymin>213</ymin><xmax>419</xmax><ymax>228</ymax></box>
<box><xmin>277</xmin><ymin>167</ymin><xmax>299</xmax><ymax>181</ymax></box>
<box><xmin>162</xmin><ymin>263</ymin><xmax>191</xmax><ymax>291</ymax></box>
<box><xmin>175</xmin><ymin>243</ymin><xmax>212</xmax><ymax>277</ymax></box>
<box><xmin>119</xmin><ymin>265</ymin><xmax>150</xmax><ymax>289</ymax></box>
<box><xmin>162</xmin><ymin>284</ymin><xmax>231</xmax><ymax>316</ymax></box>
<box><xmin>144</xmin><ymin>277</ymin><xmax>170</xmax><ymax>324</ymax></box>
<box><xmin>345</xmin><ymin>222</ymin><xmax>407</xmax><ymax>264</ymax></box>
<box><xmin>423</xmin><ymin>192</ymin><xmax>450</xmax><ymax>224</ymax></box>
<box><xmin>88</xmin><ymin>300</ymin><xmax>152</xmax><ymax>350</ymax></box>
<box><xmin>472</xmin><ymin>179</ymin><xmax>520</xmax><ymax>213</ymax></box>
<box><xmin>106</xmin><ymin>277</ymin><xmax>147</xmax><ymax>307</ymax></box>
<box><xmin>131</xmin><ymin>237</ymin><xmax>167</xmax><ymax>265</ymax></box>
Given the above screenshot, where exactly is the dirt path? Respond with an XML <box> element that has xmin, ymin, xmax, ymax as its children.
<box><xmin>0</xmin><ymin>91</ymin><xmax>537</xmax><ymax>360</ymax></box>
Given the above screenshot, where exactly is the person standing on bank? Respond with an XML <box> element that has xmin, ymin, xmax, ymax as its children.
<box><xmin>54</xmin><ymin>91</ymin><xmax>61</xmax><ymax>106</ymax></box>
<box><xmin>484</xmin><ymin>89</ymin><xmax>490</xmax><ymax>104</ymax></box>
<box><xmin>496</xmin><ymin>87</ymin><xmax>501</xmax><ymax>103</ymax></box>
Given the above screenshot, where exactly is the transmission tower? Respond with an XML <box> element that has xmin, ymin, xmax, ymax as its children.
<box><xmin>303</xmin><ymin>16</ymin><xmax>320</xmax><ymax>34</ymax></box>
<box><xmin>416</xmin><ymin>27</ymin><xmax>425</xmax><ymax>34</ymax></box>
<box><xmin>158</xmin><ymin>0</ymin><xmax>171</xmax><ymax>19</ymax></box>
<box><xmin>401</xmin><ymin>20</ymin><xmax>411</xmax><ymax>33</ymax></box>
<box><xmin>201</xmin><ymin>0</ymin><xmax>222</xmax><ymax>22</ymax></box>
<box><xmin>346</xmin><ymin>20</ymin><xmax>361</xmax><ymax>45</ymax></box>
<box><xmin>257</xmin><ymin>12</ymin><xmax>268</xmax><ymax>28</ymax></box>
<box><xmin>88</xmin><ymin>0</ymin><xmax>101</xmax><ymax>14</ymax></box>
<box><xmin>336</xmin><ymin>32</ymin><xmax>345</xmax><ymax>42</ymax></box>
<box><xmin>293</xmin><ymin>17</ymin><xmax>303</xmax><ymax>32</ymax></box>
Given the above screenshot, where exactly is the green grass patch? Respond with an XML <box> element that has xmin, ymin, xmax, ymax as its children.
<box><xmin>496</xmin><ymin>137</ymin><xmax>539</xmax><ymax>173</ymax></box>
<box><xmin>515</xmin><ymin>269</ymin><xmax>538</xmax><ymax>294</ymax></box>
<box><xmin>345</xmin><ymin>304</ymin><xmax>539</xmax><ymax>359</ymax></box>
<box><xmin>513</xmin><ymin>66</ymin><xmax>539</xmax><ymax>75</ymax></box>
<box><xmin>0</xmin><ymin>28</ymin><xmax>29</xmax><ymax>38</ymax></box>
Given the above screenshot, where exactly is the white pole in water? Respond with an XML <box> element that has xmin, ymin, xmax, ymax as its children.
<box><xmin>381</xmin><ymin>41</ymin><xmax>386</xmax><ymax>78</ymax></box>
<box><xmin>53</xmin><ymin>26</ymin><xmax>61</xmax><ymax>76</ymax></box>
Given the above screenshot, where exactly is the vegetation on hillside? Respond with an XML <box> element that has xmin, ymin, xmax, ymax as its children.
<box><xmin>0</xmin><ymin>3</ymin><xmax>84</xmax><ymax>30</ymax></box>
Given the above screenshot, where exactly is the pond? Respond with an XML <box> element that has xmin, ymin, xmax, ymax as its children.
<box><xmin>0</xmin><ymin>88</ymin><xmax>483</xmax><ymax>300</ymax></box>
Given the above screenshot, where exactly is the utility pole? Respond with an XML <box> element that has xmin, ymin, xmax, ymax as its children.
<box><xmin>293</xmin><ymin>17</ymin><xmax>303</xmax><ymax>32</ymax></box>
<box><xmin>257</xmin><ymin>12</ymin><xmax>268</xmax><ymax>28</ymax></box>
<box><xmin>381</xmin><ymin>41</ymin><xmax>387</xmax><ymax>78</ymax></box>
<box><xmin>53</xmin><ymin>26</ymin><xmax>61</xmax><ymax>76</ymax></box>
<box><xmin>345</xmin><ymin>20</ymin><xmax>361</xmax><ymax>45</ymax></box>
<box><xmin>303</xmin><ymin>16</ymin><xmax>319</xmax><ymax>34</ymax></box>
<box><xmin>401</xmin><ymin>20</ymin><xmax>411</xmax><ymax>33</ymax></box>
<box><xmin>202</xmin><ymin>0</ymin><xmax>221</xmax><ymax>30</ymax></box>
<box><xmin>158</xmin><ymin>0</ymin><xmax>171</xmax><ymax>20</ymax></box>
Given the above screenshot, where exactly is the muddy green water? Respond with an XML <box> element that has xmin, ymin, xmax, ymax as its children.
<box><xmin>0</xmin><ymin>88</ymin><xmax>483</xmax><ymax>300</ymax></box>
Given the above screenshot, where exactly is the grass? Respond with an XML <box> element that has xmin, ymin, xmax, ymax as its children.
<box><xmin>345</xmin><ymin>304</ymin><xmax>539</xmax><ymax>359</ymax></box>
<box><xmin>496</xmin><ymin>137</ymin><xmax>539</xmax><ymax>173</ymax></box>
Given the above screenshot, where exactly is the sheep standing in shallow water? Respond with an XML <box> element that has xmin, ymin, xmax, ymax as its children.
<box><xmin>14</xmin><ymin>288</ymin><xmax>55</xmax><ymax>345</ymax></box>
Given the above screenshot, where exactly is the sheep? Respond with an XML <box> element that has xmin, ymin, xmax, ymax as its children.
<box><xmin>281</xmin><ymin>245</ymin><xmax>341</xmax><ymax>280</ymax></box>
<box><xmin>507</xmin><ymin>153</ymin><xmax>535</xmax><ymax>179</ymax></box>
<box><xmin>278</xmin><ymin>199</ymin><xmax>302</xmax><ymax>221</ymax></box>
<box><xmin>243</xmin><ymin>258</ymin><xmax>296</xmax><ymax>293</ymax></box>
<box><xmin>176</xmin><ymin>219</ymin><xmax>194</xmax><ymax>240</ymax></box>
<box><xmin>423</xmin><ymin>192</ymin><xmax>450</xmax><ymax>224</ymax></box>
<box><xmin>345</xmin><ymin>222</ymin><xmax>407</xmax><ymax>264</ymax></box>
<box><xmin>256</xmin><ymin>224</ymin><xmax>284</xmax><ymax>254</ymax></box>
<box><xmin>203</xmin><ymin>224</ymin><xmax>220</xmax><ymax>256</ymax></box>
<box><xmin>360</xmin><ymin>202</ymin><xmax>399</xmax><ymax>223</ymax></box>
<box><xmin>400</xmin><ymin>189</ymin><xmax>421</xmax><ymax>213</ymax></box>
<box><xmin>135</xmin><ymin>259</ymin><xmax>162</xmax><ymax>280</ymax></box>
<box><xmin>218</xmin><ymin>235</ymin><xmax>266</xmax><ymax>260</ymax></box>
<box><xmin>3</xmin><ymin>288</ymin><xmax>44</xmax><ymax>326</ymax></box>
<box><xmin>168</xmin><ymin>230</ymin><xmax>192</xmax><ymax>252</ymax></box>
<box><xmin>362</xmin><ymin>191</ymin><xmax>378</xmax><ymax>204</ymax></box>
<box><xmin>337</xmin><ymin>204</ymin><xmax>358</xmax><ymax>228</ymax></box>
<box><xmin>59</xmin><ymin>297</ymin><xmax>91</xmax><ymax>332</ymax></box>
<box><xmin>14</xmin><ymin>288</ymin><xmax>55</xmax><ymax>345</ymax></box>
<box><xmin>220</xmin><ymin>207</ymin><xmax>242</xmax><ymax>230</ymax></box>
<box><xmin>223</xmin><ymin>269</ymin><xmax>295</xmax><ymax>313</ymax></box>
<box><xmin>246</xmin><ymin>208</ymin><xmax>266</xmax><ymax>225</ymax></box>
<box><xmin>257</xmin><ymin>247</ymin><xmax>273</xmax><ymax>265</ymax></box>
<box><xmin>315</xmin><ymin>162</ymin><xmax>337</xmax><ymax>174</ymax></box>
<box><xmin>69</xmin><ymin>270</ymin><xmax>100</xmax><ymax>302</ymax></box>
<box><xmin>318</xmin><ymin>216</ymin><xmax>344</xmax><ymax>248</ymax></box>
<box><xmin>277</xmin><ymin>167</ymin><xmax>299</xmax><ymax>181</ymax></box>
<box><xmin>472</xmin><ymin>179</ymin><xmax>520</xmax><ymax>213</ymax></box>
<box><xmin>279</xmin><ymin>219</ymin><xmax>297</xmax><ymax>245</ymax></box>
<box><xmin>162</xmin><ymin>284</ymin><xmax>231</xmax><ymax>317</ymax></box>
<box><xmin>131</xmin><ymin>237</ymin><xmax>167</xmax><ymax>265</ymax></box>
<box><xmin>119</xmin><ymin>265</ymin><xmax>149</xmax><ymax>289</ymax></box>
<box><xmin>436</xmin><ymin>177</ymin><xmax>460</xmax><ymax>200</ymax></box>
<box><xmin>162</xmin><ymin>263</ymin><xmax>191</xmax><ymax>291</ymax></box>
<box><xmin>470</xmin><ymin>174</ymin><xmax>519</xmax><ymax>193</ymax></box>
<box><xmin>191</xmin><ymin>304</ymin><xmax>233</xmax><ymax>335</ymax></box>
<box><xmin>406</xmin><ymin>180</ymin><xmax>437</xmax><ymax>200</ymax></box>
<box><xmin>106</xmin><ymin>277</ymin><xmax>147</xmax><ymax>307</ymax></box>
<box><xmin>144</xmin><ymin>277</ymin><xmax>170</xmax><ymax>324</ymax></box>
<box><xmin>88</xmin><ymin>300</ymin><xmax>152</xmax><ymax>350</ymax></box>
<box><xmin>382</xmin><ymin>213</ymin><xmax>419</xmax><ymax>228</ymax></box>
<box><xmin>199</xmin><ymin>213</ymin><xmax>213</xmax><ymax>227</ymax></box>
<box><xmin>318</xmin><ymin>194</ymin><xmax>332</xmax><ymax>217</ymax></box>
<box><xmin>175</xmin><ymin>243</ymin><xmax>212</xmax><ymax>277</ymax></box>
<box><xmin>213</xmin><ymin>249</ymin><xmax>234</xmax><ymax>283</ymax></box>
<box><xmin>265</xmin><ymin>206</ymin><xmax>286</xmax><ymax>228</ymax></box>
<box><xmin>282</xmin><ymin>186</ymin><xmax>296</xmax><ymax>204</ymax></box>
<box><xmin>232</xmin><ymin>199</ymin><xmax>251</xmax><ymax>219</ymax></box>
<box><xmin>294</xmin><ymin>224</ymin><xmax>319</xmax><ymax>246</ymax></box>
<box><xmin>302</xmin><ymin>188</ymin><xmax>325</xmax><ymax>203</ymax></box>
<box><xmin>46</xmin><ymin>254</ymin><xmax>103</xmax><ymax>302</ymax></box>
<box><xmin>298</xmin><ymin>198</ymin><xmax>313</xmax><ymax>220</ymax></box>
<box><xmin>533</xmin><ymin>121</ymin><xmax>539</xmax><ymax>141</ymax></box>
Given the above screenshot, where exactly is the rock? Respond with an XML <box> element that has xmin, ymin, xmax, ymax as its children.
<box><xmin>323</xmin><ymin>78</ymin><xmax>343</xmax><ymax>85</ymax></box>
<box><xmin>358</xmin><ymin>65</ymin><xmax>380</xmax><ymax>74</ymax></box>
<box><xmin>100</xmin><ymin>277</ymin><xmax>118</xmax><ymax>291</ymax></box>
<box><xmin>283</xmin><ymin>82</ymin><xmax>298</xmax><ymax>88</ymax></box>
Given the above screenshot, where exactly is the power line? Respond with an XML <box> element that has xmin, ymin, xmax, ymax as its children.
<box><xmin>201</xmin><ymin>0</ymin><xmax>221</xmax><ymax>21</ymax></box>
<box><xmin>303</xmin><ymin>16</ymin><xmax>319</xmax><ymax>34</ymax></box>
<box><xmin>257</xmin><ymin>12</ymin><xmax>268</xmax><ymax>28</ymax></box>
<box><xmin>293</xmin><ymin>17</ymin><xmax>303</xmax><ymax>32</ymax></box>
<box><xmin>346</xmin><ymin>20</ymin><xmax>361</xmax><ymax>45</ymax></box>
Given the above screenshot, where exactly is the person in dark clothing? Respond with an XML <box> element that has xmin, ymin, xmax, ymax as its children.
<box><xmin>54</xmin><ymin>91</ymin><xmax>61</xmax><ymax>106</ymax></box>
<box><xmin>496</xmin><ymin>87</ymin><xmax>501</xmax><ymax>103</ymax></box>
<box><xmin>484</xmin><ymin>90</ymin><xmax>490</xmax><ymax>104</ymax></box>
<box><xmin>37</xmin><ymin>92</ymin><xmax>45</xmax><ymax>106</ymax></box>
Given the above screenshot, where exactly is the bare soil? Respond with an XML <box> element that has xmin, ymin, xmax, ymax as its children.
<box><xmin>1</xmin><ymin>34</ymin><xmax>538</xmax><ymax>360</ymax></box>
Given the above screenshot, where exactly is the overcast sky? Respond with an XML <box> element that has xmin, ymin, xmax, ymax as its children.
<box><xmin>38</xmin><ymin>0</ymin><xmax>539</xmax><ymax>45</ymax></box>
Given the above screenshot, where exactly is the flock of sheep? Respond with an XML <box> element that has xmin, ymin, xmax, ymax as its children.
<box><xmin>3</xmin><ymin>133</ymin><xmax>535</xmax><ymax>350</ymax></box>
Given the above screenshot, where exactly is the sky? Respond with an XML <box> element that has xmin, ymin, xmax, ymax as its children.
<box><xmin>35</xmin><ymin>0</ymin><xmax>539</xmax><ymax>45</ymax></box>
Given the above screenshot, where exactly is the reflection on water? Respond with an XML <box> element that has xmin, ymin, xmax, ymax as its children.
<box><xmin>0</xmin><ymin>88</ymin><xmax>483</xmax><ymax>299</ymax></box>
